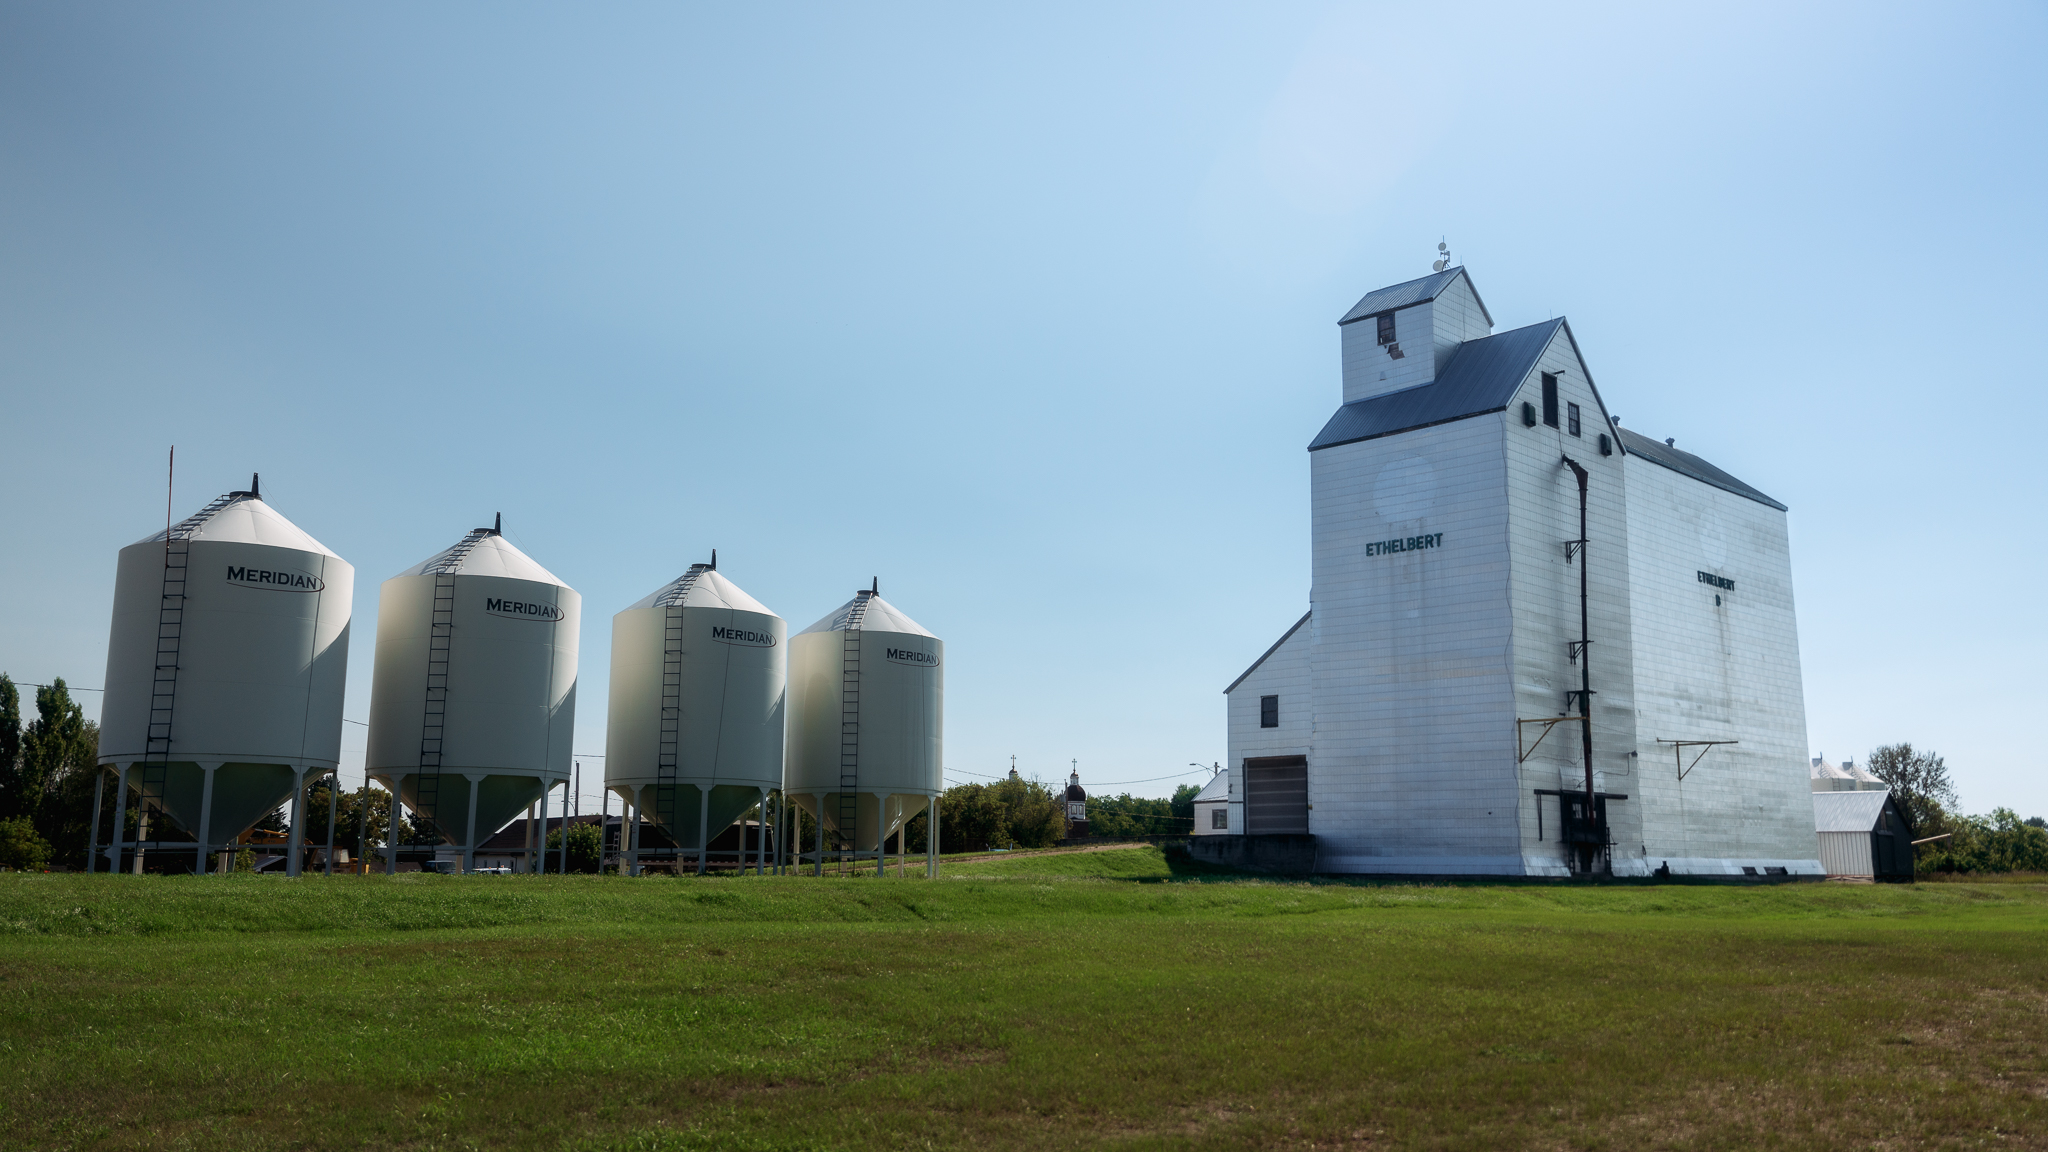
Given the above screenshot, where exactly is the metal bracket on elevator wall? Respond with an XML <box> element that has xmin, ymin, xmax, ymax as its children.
<box><xmin>1659</xmin><ymin>738</ymin><xmax>1739</xmax><ymax>781</ymax></box>
<box><xmin>1516</xmin><ymin>717</ymin><xmax>1579</xmax><ymax>764</ymax></box>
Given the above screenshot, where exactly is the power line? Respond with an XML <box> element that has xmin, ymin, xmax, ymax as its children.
<box><xmin>1089</xmin><ymin>771</ymin><xmax>1210</xmax><ymax>787</ymax></box>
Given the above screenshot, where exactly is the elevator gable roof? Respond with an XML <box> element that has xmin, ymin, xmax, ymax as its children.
<box><xmin>1309</xmin><ymin>318</ymin><xmax>1566</xmax><ymax>451</ymax></box>
<box><xmin>1337</xmin><ymin>266</ymin><xmax>1493</xmax><ymax>327</ymax></box>
<box><xmin>1617</xmin><ymin>429</ymin><xmax>1788</xmax><ymax>511</ymax></box>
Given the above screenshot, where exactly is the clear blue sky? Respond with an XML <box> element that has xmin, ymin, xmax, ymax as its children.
<box><xmin>3</xmin><ymin>2</ymin><xmax>2042</xmax><ymax>817</ymax></box>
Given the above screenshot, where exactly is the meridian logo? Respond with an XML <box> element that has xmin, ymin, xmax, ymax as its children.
<box><xmin>886</xmin><ymin>647</ymin><xmax>939</xmax><ymax>668</ymax></box>
<box><xmin>486</xmin><ymin>597</ymin><xmax>564</xmax><ymax>622</ymax></box>
<box><xmin>226</xmin><ymin>565</ymin><xmax>323</xmax><ymax>593</ymax></box>
<box><xmin>710</xmin><ymin>625</ymin><xmax>777</xmax><ymax>648</ymax></box>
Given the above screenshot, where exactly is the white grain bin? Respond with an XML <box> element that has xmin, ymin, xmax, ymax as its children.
<box><xmin>605</xmin><ymin>558</ymin><xmax>786</xmax><ymax>867</ymax></box>
<box><xmin>364</xmin><ymin>519</ymin><xmax>579</xmax><ymax>868</ymax></box>
<box><xmin>785</xmin><ymin>585</ymin><xmax>942</xmax><ymax>863</ymax></box>
<box><xmin>96</xmin><ymin>477</ymin><xmax>354</xmax><ymax>873</ymax></box>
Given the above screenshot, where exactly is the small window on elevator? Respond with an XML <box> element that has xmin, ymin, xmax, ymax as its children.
<box><xmin>1260</xmin><ymin>695</ymin><xmax>1279</xmax><ymax>728</ymax></box>
<box><xmin>1376</xmin><ymin>313</ymin><xmax>1396</xmax><ymax>346</ymax></box>
<box><xmin>1568</xmin><ymin>402</ymin><xmax>1582</xmax><ymax>437</ymax></box>
<box><xmin>1541</xmin><ymin>373</ymin><xmax>1559</xmax><ymax>427</ymax></box>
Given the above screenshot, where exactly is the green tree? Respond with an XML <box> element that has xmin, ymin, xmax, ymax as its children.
<box><xmin>0</xmin><ymin>676</ymin><xmax>21</xmax><ymax>810</ymax></box>
<box><xmin>3</xmin><ymin>678</ymin><xmax>85</xmax><ymax>822</ymax></box>
<box><xmin>295</xmin><ymin>781</ymin><xmax>401</xmax><ymax>853</ymax></box>
<box><xmin>1169</xmin><ymin>782</ymin><xmax>1200</xmax><ymax>825</ymax></box>
<box><xmin>1086</xmin><ymin>792</ymin><xmax>1192</xmax><ymax>838</ymax></box>
<box><xmin>1864</xmin><ymin>743</ymin><xmax>1955</xmax><ymax>838</ymax></box>
<box><xmin>37</xmin><ymin>721</ymin><xmax>101</xmax><ymax>870</ymax></box>
<box><xmin>544</xmin><ymin>822</ymin><xmax>604</xmax><ymax>873</ymax></box>
<box><xmin>10</xmin><ymin>681</ymin><xmax>97</xmax><ymax>867</ymax></box>
<box><xmin>1917</xmin><ymin>808</ymin><xmax>2048</xmax><ymax>874</ymax></box>
<box><xmin>0</xmin><ymin>815</ymin><xmax>51</xmax><ymax>871</ymax></box>
<box><xmin>904</xmin><ymin>776</ymin><xmax>1065</xmax><ymax>853</ymax></box>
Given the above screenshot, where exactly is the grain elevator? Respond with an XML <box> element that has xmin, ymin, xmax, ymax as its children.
<box><xmin>1221</xmin><ymin>266</ymin><xmax>1821</xmax><ymax>878</ymax></box>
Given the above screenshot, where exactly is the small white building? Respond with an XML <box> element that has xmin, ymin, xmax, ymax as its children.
<box><xmin>1189</xmin><ymin>767</ymin><xmax>1235</xmax><ymax>835</ymax></box>
<box><xmin>1812</xmin><ymin>790</ymin><xmax>1914</xmax><ymax>881</ymax></box>
<box><xmin>1224</xmin><ymin>266</ymin><xmax>1823</xmax><ymax>878</ymax></box>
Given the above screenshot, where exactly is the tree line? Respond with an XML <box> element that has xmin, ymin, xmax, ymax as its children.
<box><xmin>0</xmin><ymin>673</ymin><xmax>461</xmax><ymax>872</ymax></box>
<box><xmin>892</xmin><ymin>776</ymin><xmax>1201</xmax><ymax>853</ymax></box>
<box><xmin>1863</xmin><ymin>742</ymin><xmax>2048</xmax><ymax>874</ymax></box>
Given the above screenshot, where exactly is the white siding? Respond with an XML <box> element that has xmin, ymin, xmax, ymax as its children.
<box><xmin>1625</xmin><ymin>452</ymin><xmax>1821</xmax><ymax>874</ymax></box>
<box><xmin>1429</xmin><ymin>276</ymin><xmax>1493</xmax><ymax>374</ymax></box>
<box><xmin>1338</xmin><ymin>273</ymin><xmax>1495</xmax><ymax>405</ymax></box>
<box><xmin>1226</xmin><ymin>622</ymin><xmax>1308</xmax><ymax>837</ymax></box>
<box><xmin>1308</xmin><ymin>414</ymin><xmax>1520</xmax><ymax>873</ymax></box>
<box><xmin>1342</xmin><ymin>302</ymin><xmax>1437</xmax><ymax>402</ymax></box>
<box><xmin>1816</xmin><ymin>831</ymin><xmax>1873</xmax><ymax>877</ymax></box>
<box><xmin>1501</xmin><ymin>333</ymin><xmax>1640</xmax><ymax>876</ymax></box>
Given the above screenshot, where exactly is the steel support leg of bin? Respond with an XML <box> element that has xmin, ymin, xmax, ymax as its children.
<box><xmin>196</xmin><ymin>763</ymin><xmax>218</xmax><ymax>876</ymax></box>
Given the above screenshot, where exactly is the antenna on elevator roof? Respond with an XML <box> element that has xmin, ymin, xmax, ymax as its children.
<box><xmin>1432</xmin><ymin>238</ymin><xmax>1451</xmax><ymax>273</ymax></box>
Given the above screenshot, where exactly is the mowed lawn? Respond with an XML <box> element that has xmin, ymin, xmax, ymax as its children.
<box><xmin>1</xmin><ymin>850</ymin><xmax>2044</xmax><ymax>1151</ymax></box>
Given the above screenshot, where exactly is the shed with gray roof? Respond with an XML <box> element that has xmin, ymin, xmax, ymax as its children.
<box><xmin>1812</xmin><ymin>790</ymin><xmax>1915</xmax><ymax>881</ymax></box>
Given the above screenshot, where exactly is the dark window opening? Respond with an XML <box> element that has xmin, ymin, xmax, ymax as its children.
<box><xmin>1522</xmin><ymin>402</ymin><xmax>1537</xmax><ymax>427</ymax></box>
<box><xmin>1211</xmin><ymin>808</ymin><xmax>1229</xmax><ymax>830</ymax></box>
<box><xmin>1259</xmin><ymin>695</ymin><xmax>1279</xmax><ymax>728</ymax></box>
<box><xmin>1598</xmin><ymin>433</ymin><xmax>1612</xmax><ymax>456</ymax></box>
<box><xmin>1541</xmin><ymin>373</ymin><xmax>1559</xmax><ymax>427</ymax></box>
<box><xmin>1568</xmin><ymin>402</ymin><xmax>1581</xmax><ymax>437</ymax></box>
<box><xmin>1376</xmin><ymin>313</ymin><xmax>1396</xmax><ymax>346</ymax></box>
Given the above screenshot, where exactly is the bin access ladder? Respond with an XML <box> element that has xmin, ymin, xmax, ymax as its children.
<box><xmin>836</xmin><ymin>589</ymin><xmax>873</xmax><ymax>867</ymax></box>
<box><xmin>653</xmin><ymin>563</ymin><xmax>713</xmax><ymax>860</ymax></box>
<box><xmin>413</xmin><ymin>525</ymin><xmax>495</xmax><ymax>850</ymax></box>
<box><xmin>133</xmin><ymin>490</ymin><xmax>241</xmax><ymax>868</ymax></box>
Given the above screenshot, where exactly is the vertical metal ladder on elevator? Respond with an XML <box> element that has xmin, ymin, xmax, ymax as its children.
<box><xmin>835</xmin><ymin>590</ymin><xmax>873</xmax><ymax>867</ymax></box>
<box><xmin>133</xmin><ymin>492</ymin><xmax>237</xmax><ymax>869</ymax></box>
<box><xmin>413</xmin><ymin>527</ymin><xmax>494</xmax><ymax>854</ymax></box>
<box><xmin>653</xmin><ymin>564</ymin><xmax>711</xmax><ymax>865</ymax></box>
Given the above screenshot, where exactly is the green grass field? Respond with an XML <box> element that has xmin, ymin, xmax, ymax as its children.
<box><xmin>1</xmin><ymin>848</ymin><xmax>2044</xmax><ymax>1151</ymax></box>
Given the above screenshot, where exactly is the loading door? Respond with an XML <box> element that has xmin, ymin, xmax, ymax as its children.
<box><xmin>1243</xmin><ymin>755</ymin><xmax>1308</xmax><ymax>835</ymax></box>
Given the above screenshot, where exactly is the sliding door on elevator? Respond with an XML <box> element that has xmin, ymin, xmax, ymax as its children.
<box><xmin>1242</xmin><ymin>755</ymin><xmax>1308</xmax><ymax>834</ymax></box>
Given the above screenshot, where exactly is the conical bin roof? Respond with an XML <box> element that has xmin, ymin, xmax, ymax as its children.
<box><xmin>392</xmin><ymin>530</ymin><xmax>569</xmax><ymax>586</ymax></box>
<box><xmin>135</xmin><ymin>492</ymin><xmax>339</xmax><ymax>557</ymax></box>
<box><xmin>797</xmin><ymin>593</ymin><xmax>935</xmax><ymax>637</ymax></box>
<box><xmin>628</xmin><ymin>567</ymin><xmax>775</xmax><ymax>614</ymax></box>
